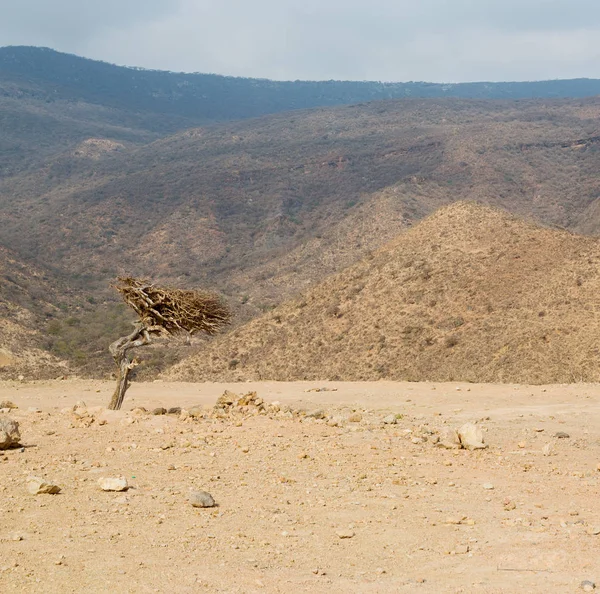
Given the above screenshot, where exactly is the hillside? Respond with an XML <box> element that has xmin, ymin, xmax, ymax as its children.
<box><xmin>3</xmin><ymin>96</ymin><xmax>600</xmax><ymax>301</ymax></box>
<box><xmin>0</xmin><ymin>247</ymin><xmax>69</xmax><ymax>378</ymax></box>
<box><xmin>6</xmin><ymin>92</ymin><xmax>600</xmax><ymax>376</ymax></box>
<box><xmin>167</xmin><ymin>202</ymin><xmax>600</xmax><ymax>384</ymax></box>
<box><xmin>6</xmin><ymin>44</ymin><xmax>600</xmax><ymax>176</ymax></box>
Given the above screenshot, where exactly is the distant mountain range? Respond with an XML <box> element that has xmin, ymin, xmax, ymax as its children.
<box><xmin>4</xmin><ymin>45</ymin><xmax>600</xmax><ymax>122</ymax></box>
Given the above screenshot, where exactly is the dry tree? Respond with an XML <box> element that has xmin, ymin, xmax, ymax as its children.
<box><xmin>108</xmin><ymin>277</ymin><xmax>231</xmax><ymax>410</ymax></box>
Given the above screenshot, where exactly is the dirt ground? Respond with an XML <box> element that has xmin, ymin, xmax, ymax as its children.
<box><xmin>1</xmin><ymin>379</ymin><xmax>599</xmax><ymax>593</ymax></box>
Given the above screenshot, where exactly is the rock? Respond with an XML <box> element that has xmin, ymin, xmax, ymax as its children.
<box><xmin>554</xmin><ymin>431</ymin><xmax>570</xmax><ymax>439</ymax></box>
<box><xmin>27</xmin><ymin>476</ymin><xmax>61</xmax><ymax>495</ymax></box>
<box><xmin>482</xmin><ymin>483</ymin><xmax>495</xmax><ymax>490</ymax></box>
<box><xmin>305</xmin><ymin>409</ymin><xmax>326</xmax><ymax>420</ymax></box>
<box><xmin>348</xmin><ymin>413</ymin><xmax>362</xmax><ymax>423</ymax></box>
<box><xmin>0</xmin><ymin>419</ymin><xmax>21</xmax><ymax>450</ymax></box>
<box><xmin>152</xmin><ymin>407</ymin><xmax>167</xmax><ymax>415</ymax></box>
<box><xmin>167</xmin><ymin>407</ymin><xmax>182</xmax><ymax>415</ymax></box>
<box><xmin>382</xmin><ymin>414</ymin><xmax>397</xmax><ymax>425</ymax></box>
<box><xmin>542</xmin><ymin>443</ymin><xmax>555</xmax><ymax>456</ymax></box>
<box><xmin>581</xmin><ymin>581</ymin><xmax>596</xmax><ymax>592</ymax></box>
<box><xmin>189</xmin><ymin>491</ymin><xmax>216</xmax><ymax>508</ymax></box>
<box><xmin>0</xmin><ymin>418</ymin><xmax>21</xmax><ymax>450</ymax></box>
<box><xmin>436</xmin><ymin>427</ymin><xmax>462</xmax><ymax>450</ymax></box>
<box><xmin>457</xmin><ymin>423</ymin><xmax>487</xmax><ymax>450</ymax></box>
<box><xmin>98</xmin><ymin>477</ymin><xmax>129</xmax><ymax>492</ymax></box>
<box><xmin>0</xmin><ymin>401</ymin><xmax>17</xmax><ymax>410</ymax></box>
<box><xmin>586</xmin><ymin>526</ymin><xmax>600</xmax><ymax>536</ymax></box>
<box><xmin>188</xmin><ymin>406</ymin><xmax>204</xmax><ymax>418</ymax></box>
<box><xmin>336</xmin><ymin>529</ymin><xmax>355</xmax><ymax>539</ymax></box>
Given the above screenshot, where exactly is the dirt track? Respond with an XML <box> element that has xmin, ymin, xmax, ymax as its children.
<box><xmin>1</xmin><ymin>380</ymin><xmax>600</xmax><ymax>593</ymax></box>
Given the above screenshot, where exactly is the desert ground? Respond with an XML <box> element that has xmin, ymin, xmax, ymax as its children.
<box><xmin>1</xmin><ymin>379</ymin><xmax>600</xmax><ymax>593</ymax></box>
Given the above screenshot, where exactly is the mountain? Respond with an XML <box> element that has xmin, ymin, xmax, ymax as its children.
<box><xmin>166</xmin><ymin>202</ymin><xmax>600</xmax><ymax>384</ymax></box>
<box><xmin>5</xmin><ymin>45</ymin><xmax>600</xmax><ymax>175</ymax></box>
<box><xmin>3</xmin><ymin>96</ymin><xmax>600</xmax><ymax>301</ymax></box>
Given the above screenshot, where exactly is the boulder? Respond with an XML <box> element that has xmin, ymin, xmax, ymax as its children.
<box><xmin>0</xmin><ymin>418</ymin><xmax>21</xmax><ymax>450</ymax></box>
<box><xmin>457</xmin><ymin>423</ymin><xmax>487</xmax><ymax>450</ymax></box>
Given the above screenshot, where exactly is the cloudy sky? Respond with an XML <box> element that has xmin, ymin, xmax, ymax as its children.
<box><xmin>1</xmin><ymin>0</ymin><xmax>600</xmax><ymax>82</ymax></box>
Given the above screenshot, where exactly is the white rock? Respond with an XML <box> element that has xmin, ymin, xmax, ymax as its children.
<box><xmin>458</xmin><ymin>423</ymin><xmax>487</xmax><ymax>450</ymax></box>
<box><xmin>0</xmin><ymin>418</ymin><xmax>20</xmax><ymax>450</ymax></box>
<box><xmin>189</xmin><ymin>491</ymin><xmax>216</xmax><ymax>508</ymax></box>
<box><xmin>98</xmin><ymin>477</ymin><xmax>129</xmax><ymax>492</ymax></box>
<box><xmin>382</xmin><ymin>415</ymin><xmax>397</xmax><ymax>425</ymax></box>
<box><xmin>436</xmin><ymin>426</ymin><xmax>462</xmax><ymax>449</ymax></box>
<box><xmin>27</xmin><ymin>476</ymin><xmax>61</xmax><ymax>495</ymax></box>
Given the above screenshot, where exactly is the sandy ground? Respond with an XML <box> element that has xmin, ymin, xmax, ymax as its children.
<box><xmin>1</xmin><ymin>379</ymin><xmax>600</xmax><ymax>593</ymax></box>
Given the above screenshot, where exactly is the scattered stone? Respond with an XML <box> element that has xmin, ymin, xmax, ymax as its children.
<box><xmin>457</xmin><ymin>423</ymin><xmax>487</xmax><ymax>450</ymax></box>
<box><xmin>581</xmin><ymin>581</ymin><xmax>596</xmax><ymax>592</ymax></box>
<box><xmin>382</xmin><ymin>414</ymin><xmax>397</xmax><ymax>425</ymax></box>
<box><xmin>336</xmin><ymin>529</ymin><xmax>355</xmax><ymax>539</ymax></box>
<box><xmin>152</xmin><ymin>407</ymin><xmax>167</xmax><ymax>415</ymax></box>
<box><xmin>26</xmin><ymin>476</ymin><xmax>61</xmax><ymax>495</ymax></box>
<box><xmin>0</xmin><ymin>418</ymin><xmax>20</xmax><ymax>450</ymax></box>
<box><xmin>348</xmin><ymin>413</ymin><xmax>362</xmax><ymax>423</ymax></box>
<box><xmin>98</xmin><ymin>477</ymin><xmax>129</xmax><ymax>492</ymax></box>
<box><xmin>167</xmin><ymin>407</ymin><xmax>182</xmax><ymax>415</ymax></box>
<box><xmin>445</xmin><ymin>516</ymin><xmax>467</xmax><ymax>525</ymax></box>
<box><xmin>0</xmin><ymin>401</ymin><xmax>17</xmax><ymax>410</ymax></box>
<box><xmin>482</xmin><ymin>483</ymin><xmax>495</xmax><ymax>490</ymax></box>
<box><xmin>554</xmin><ymin>431</ymin><xmax>570</xmax><ymax>439</ymax></box>
<box><xmin>436</xmin><ymin>427</ymin><xmax>462</xmax><ymax>450</ymax></box>
<box><xmin>305</xmin><ymin>409</ymin><xmax>326</xmax><ymax>420</ymax></box>
<box><xmin>189</xmin><ymin>491</ymin><xmax>216</xmax><ymax>508</ymax></box>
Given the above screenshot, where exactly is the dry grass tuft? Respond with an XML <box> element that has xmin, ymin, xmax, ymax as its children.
<box><xmin>113</xmin><ymin>277</ymin><xmax>231</xmax><ymax>335</ymax></box>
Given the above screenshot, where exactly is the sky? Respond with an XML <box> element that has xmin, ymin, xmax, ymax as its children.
<box><xmin>1</xmin><ymin>0</ymin><xmax>600</xmax><ymax>82</ymax></box>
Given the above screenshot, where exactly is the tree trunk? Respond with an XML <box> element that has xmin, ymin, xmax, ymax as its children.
<box><xmin>108</xmin><ymin>324</ymin><xmax>151</xmax><ymax>410</ymax></box>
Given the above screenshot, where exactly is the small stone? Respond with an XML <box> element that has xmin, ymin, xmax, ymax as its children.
<box><xmin>98</xmin><ymin>477</ymin><xmax>128</xmax><ymax>492</ymax></box>
<box><xmin>336</xmin><ymin>529</ymin><xmax>355</xmax><ymax>539</ymax></box>
<box><xmin>189</xmin><ymin>491</ymin><xmax>216</xmax><ymax>508</ymax></box>
<box><xmin>348</xmin><ymin>413</ymin><xmax>362</xmax><ymax>423</ymax></box>
<box><xmin>586</xmin><ymin>526</ymin><xmax>600</xmax><ymax>536</ymax></box>
<box><xmin>542</xmin><ymin>443</ymin><xmax>555</xmax><ymax>456</ymax></box>
<box><xmin>167</xmin><ymin>407</ymin><xmax>181</xmax><ymax>415</ymax></box>
<box><xmin>382</xmin><ymin>415</ymin><xmax>397</xmax><ymax>425</ymax></box>
<box><xmin>445</xmin><ymin>516</ymin><xmax>466</xmax><ymax>525</ymax></box>
<box><xmin>482</xmin><ymin>483</ymin><xmax>494</xmax><ymax>490</ymax></box>
<box><xmin>152</xmin><ymin>408</ymin><xmax>167</xmax><ymax>415</ymax></box>
<box><xmin>581</xmin><ymin>580</ymin><xmax>596</xmax><ymax>592</ymax></box>
<box><xmin>503</xmin><ymin>500</ymin><xmax>516</xmax><ymax>511</ymax></box>
<box><xmin>454</xmin><ymin>544</ymin><xmax>469</xmax><ymax>555</ymax></box>
<box><xmin>0</xmin><ymin>418</ymin><xmax>20</xmax><ymax>450</ymax></box>
<box><xmin>26</xmin><ymin>476</ymin><xmax>61</xmax><ymax>495</ymax></box>
<box><xmin>457</xmin><ymin>423</ymin><xmax>487</xmax><ymax>450</ymax></box>
<box><xmin>0</xmin><ymin>401</ymin><xmax>17</xmax><ymax>410</ymax></box>
<box><xmin>517</xmin><ymin>441</ymin><xmax>527</xmax><ymax>449</ymax></box>
<box><xmin>554</xmin><ymin>431</ymin><xmax>570</xmax><ymax>439</ymax></box>
<box><xmin>305</xmin><ymin>409</ymin><xmax>325</xmax><ymax>419</ymax></box>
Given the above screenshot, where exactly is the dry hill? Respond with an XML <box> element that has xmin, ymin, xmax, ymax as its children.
<box><xmin>167</xmin><ymin>202</ymin><xmax>600</xmax><ymax>384</ymax></box>
<box><xmin>0</xmin><ymin>247</ymin><xmax>69</xmax><ymax>378</ymax></box>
